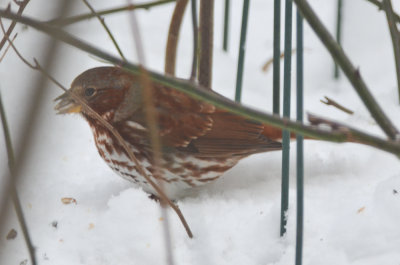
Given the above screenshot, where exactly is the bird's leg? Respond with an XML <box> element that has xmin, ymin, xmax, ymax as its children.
<box><xmin>148</xmin><ymin>193</ymin><xmax>160</xmax><ymax>202</ymax></box>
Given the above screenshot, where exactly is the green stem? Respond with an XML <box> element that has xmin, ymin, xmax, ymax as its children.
<box><xmin>334</xmin><ymin>0</ymin><xmax>342</xmax><ymax>78</ymax></box>
<box><xmin>0</xmin><ymin>10</ymin><xmax>400</xmax><ymax>156</ymax></box>
<box><xmin>293</xmin><ymin>0</ymin><xmax>399</xmax><ymax>140</ymax></box>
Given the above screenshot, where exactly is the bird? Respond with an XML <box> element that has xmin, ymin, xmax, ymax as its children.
<box><xmin>55</xmin><ymin>66</ymin><xmax>286</xmax><ymax>200</ymax></box>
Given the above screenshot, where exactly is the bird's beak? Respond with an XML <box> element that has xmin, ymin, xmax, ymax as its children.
<box><xmin>54</xmin><ymin>92</ymin><xmax>82</xmax><ymax>114</ymax></box>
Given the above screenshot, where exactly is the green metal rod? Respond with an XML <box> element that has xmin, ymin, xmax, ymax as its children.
<box><xmin>295</xmin><ymin>9</ymin><xmax>304</xmax><ymax>265</ymax></box>
<box><xmin>223</xmin><ymin>0</ymin><xmax>230</xmax><ymax>51</ymax></box>
<box><xmin>334</xmin><ymin>0</ymin><xmax>343</xmax><ymax>78</ymax></box>
<box><xmin>273</xmin><ymin>0</ymin><xmax>281</xmax><ymax>114</ymax></box>
<box><xmin>280</xmin><ymin>0</ymin><xmax>293</xmax><ymax>237</ymax></box>
<box><xmin>235</xmin><ymin>0</ymin><xmax>250</xmax><ymax>102</ymax></box>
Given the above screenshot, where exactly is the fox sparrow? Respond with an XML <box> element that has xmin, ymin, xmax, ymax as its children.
<box><xmin>55</xmin><ymin>67</ymin><xmax>284</xmax><ymax>200</ymax></box>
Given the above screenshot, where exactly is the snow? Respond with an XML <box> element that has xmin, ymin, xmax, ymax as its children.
<box><xmin>1</xmin><ymin>0</ymin><xmax>400</xmax><ymax>264</ymax></box>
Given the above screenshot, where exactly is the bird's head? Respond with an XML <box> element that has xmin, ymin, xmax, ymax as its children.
<box><xmin>55</xmin><ymin>66</ymin><xmax>143</xmax><ymax>122</ymax></box>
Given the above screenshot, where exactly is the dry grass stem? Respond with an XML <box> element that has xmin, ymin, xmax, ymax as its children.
<box><xmin>189</xmin><ymin>0</ymin><xmax>198</xmax><ymax>81</ymax></box>
<box><xmin>165</xmin><ymin>0</ymin><xmax>188</xmax><ymax>76</ymax></box>
<box><xmin>0</xmin><ymin>32</ymin><xmax>17</xmax><ymax>62</ymax></box>
<box><xmin>81</xmin><ymin>0</ymin><xmax>127</xmax><ymax>61</ymax></box>
<box><xmin>49</xmin><ymin>0</ymin><xmax>176</xmax><ymax>26</ymax></box>
<box><xmin>127</xmin><ymin>2</ymin><xmax>178</xmax><ymax>263</ymax></box>
<box><xmin>382</xmin><ymin>0</ymin><xmax>400</xmax><ymax>103</ymax></box>
<box><xmin>320</xmin><ymin>96</ymin><xmax>354</xmax><ymax>114</ymax></box>
<box><xmin>198</xmin><ymin>0</ymin><xmax>213</xmax><ymax>89</ymax></box>
<box><xmin>0</xmin><ymin>0</ymin><xmax>29</xmax><ymax>51</ymax></box>
<box><xmin>262</xmin><ymin>49</ymin><xmax>296</xmax><ymax>72</ymax></box>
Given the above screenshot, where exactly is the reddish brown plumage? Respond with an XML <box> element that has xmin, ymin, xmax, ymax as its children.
<box><xmin>55</xmin><ymin>67</ymin><xmax>285</xmax><ymax>199</ymax></box>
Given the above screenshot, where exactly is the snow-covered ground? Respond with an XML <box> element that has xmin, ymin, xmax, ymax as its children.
<box><xmin>0</xmin><ymin>0</ymin><xmax>399</xmax><ymax>264</ymax></box>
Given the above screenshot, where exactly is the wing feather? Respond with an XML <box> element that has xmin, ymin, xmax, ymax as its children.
<box><xmin>181</xmin><ymin>111</ymin><xmax>282</xmax><ymax>157</ymax></box>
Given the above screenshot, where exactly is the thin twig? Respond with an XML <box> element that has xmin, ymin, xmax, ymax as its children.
<box><xmin>222</xmin><ymin>0</ymin><xmax>230</xmax><ymax>51</ymax></box>
<box><xmin>364</xmin><ymin>0</ymin><xmax>400</xmax><ymax>23</ymax></box>
<box><xmin>0</xmin><ymin>0</ymin><xmax>29</xmax><ymax>51</ymax></box>
<box><xmin>320</xmin><ymin>96</ymin><xmax>354</xmax><ymax>114</ymax></box>
<box><xmin>0</xmin><ymin>22</ymin><xmax>34</xmax><ymax>68</ymax></box>
<box><xmin>198</xmin><ymin>0</ymin><xmax>213</xmax><ymax>89</ymax></box>
<box><xmin>308</xmin><ymin>113</ymin><xmax>400</xmax><ymax>154</ymax></box>
<box><xmin>334</xmin><ymin>0</ymin><xmax>343</xmax><ymax>78</ymax></box>
<box><xmin>190</xmin><ymin>0</ymin><xmax>198</xmax><ymax>81</ymax></box>
<box><xmin>0</xmin><ymin>2</ymin><xmax>71</xmax><ymax>265</ymax></box>
<box><xmin>294</xmin><ymin>0</ymin><xmax>399</xmax><ymax>140</ymax></box>
<box><xmin>0</xmin><ymin>93</ymin><xmax>37</xmax><ymax>265</ymax></box>
<box><xmin>48</xmin><ymin>0</ymin><xmax>176</xmax><ymax>26</ymax></box>
<box><xmin>126</xmin><ymin>1</ymin><xmax>176</xmax><ymax>263</ymax></box>
<box><xmin>1</xmin><ymin>10</ymin><xmax>400</xmax><ymax>157</ymax></box>
<box><xmin>382</xmin><ymin>0</ymin><xmax>400</xmax><ymax>104</ymax></box>
<box><xmin>0</xmin><ymin>32</ymin><xmax>17</xmax><ymax>62</ymax></box>
<box><xmin>81</xmin><ymin>0</ymin><xmax>126</xmax><ymax>61</ymax></box>
<box><xmin>262</xmin><ymin>49</ymin><xmax>296</xmax><ymax>73</ymax></box>
<box><xmin>165</xmin><ymin>0</ymin><xmax>188</xmax><ymax>76</ymax></box>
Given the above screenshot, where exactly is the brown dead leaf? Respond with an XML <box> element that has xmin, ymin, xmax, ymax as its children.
<box><xmin>357</xmin><ymin>206</ymin><xmax>366</xmax><ymax>214</ymax></box>
<box><xmin>262</xmin><ymin>49</ymin><xmax>297</xmax><ymax>73</ymax></box>
<box><xmin>6</xmin><ymin>228</ymin><xmax>17</xmax><ymax>240</ymax></box>
<box><xmin>61</xmin><ymin>197</ymin><xmax>77</xmax><ymax>205</ymax></box>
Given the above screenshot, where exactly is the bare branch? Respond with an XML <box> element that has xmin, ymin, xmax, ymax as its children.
<box><xmin>126</xmin><ymin>3</ymin><xmax>178</xmax><ymax>262</ymax></box>
<box><xmin>0</xmin><ymin>0</ymin><xmax>29</xmax><ymax>51</ymax></box>
<box><xmin>49</xmin><ymin>0</ymin><xmax>176</xmax><ymax>26</ymax></box>
<box><xmin>365</xmin><ymin>0</ymin><xmax>400</xmax><ymax>23</ymax></box>
<box><xmin>0</xmin><ymin>20</ymin><xmax>34</xmax><ymax>68</ymax></box>
<box><xmin>308</xmin><ymin>113</ymin><xmax>400</xmax><ymax>156</ymax></box>
<box><xmin>294</xmin><ymin>0</ymin><xmax>399</xmax><ymax>140</ymax></box>
<box><xmin>0</xmin><ymin>32</ymin><xmax>17</xmax><ymax>62</ymax></box>
<box><xmin>382</xmin><ymin>0</ymin><xmax>400</xmax><ymax>103</ymax></box>
<box><xmin>165</xmin><ymin>0</ymin><xmax>188</xmax><ymax>76</ymax></box>
<box><xmin>1</xmin><ymin>10</ymin><xmax>399</xmax><ymax>157</ymax></box>
<box><xmin>81</xmin><ymin>0</ymin><xmax>126</xmax><ymax>61</ymax></box>
<box><xmin>189</xmin><ymin>0</ymin><xmax>198</xmax><ymax>81</ymax></box>
<box><xmin>198</xmin><ymin>0</ymin><xmax>214</xmax><ymax>89</ymax></box>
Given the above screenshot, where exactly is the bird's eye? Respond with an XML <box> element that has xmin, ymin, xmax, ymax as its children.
<box><xmin>84</xmin><ymin>87</ymin><xmax>96</xmax><ymax>98</ymax></box>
